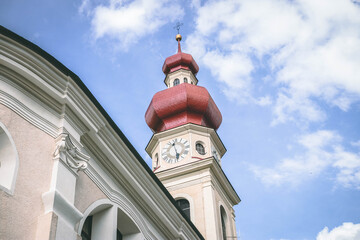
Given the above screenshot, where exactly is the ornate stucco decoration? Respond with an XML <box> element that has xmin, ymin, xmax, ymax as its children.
<box><xmin>53</xmin><ymin>132</ymin><xmax>90</xmax><ymax>171</ymax></box>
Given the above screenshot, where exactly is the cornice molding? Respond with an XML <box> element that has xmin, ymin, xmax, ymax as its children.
<box><xmin>81</xmin><ymin>133</ymin><xmax>203</xmax><ymax>239</ymax></box>
<box><xmin>146</xmin><ymin>123</ymin><xmax>226</xmax><ymax>157</ymax></box>
<box><xmin>157</xmin><ymin>157</ymin><xmax>241</xmax><ymax>205</ymax></box>
<box><xmin>0</xmin><ymin>26</ymin><xmax>204</xmax><ymax>240</ymax></box>
<box><xmin>1</xmin><ymin>33</ymin><xmax>106</xmax><ymax>138</ymax></box>
<box><xmin>0</xmin><ymin>88</ymin><xmax>58</xmax><ymax>137</ymax></box>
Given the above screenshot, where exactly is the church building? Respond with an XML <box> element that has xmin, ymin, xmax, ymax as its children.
<box><xmin>0</xmin><ymin>25</ymin><xmax>240</xmax><ymax>240</ymax></box>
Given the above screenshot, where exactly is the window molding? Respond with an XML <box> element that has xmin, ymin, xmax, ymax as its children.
<box><xmin>219</xmin><ymin>204</ymin><xmax>228</xmax><ymax>240</ymax></box>
<box><xmin>173</xmin><ymin>193</ymin><xmax>195</xmax><ymax>223</ymax></box>
<box><xmin>0</xmin><ymin>121</ymin><xmax>19</xmax><ymax>195</ymax></box>
<box><xmin>154</xmin><ymin>153</ymin><xmax>159</xmax><ymax>170</ymax></box>
<box><xmin>173</xmin><ymin>78</ymin><xmax>180</xmax><ymax>86</ymax></box>
<box><xmin>78</xmin><ymin>199</ymin><xmax>143</xmax><ymax>240</ymax></box>
<box><xmin>195</xmin><ymin>141</ymin><xmax>206</xmax><ymax>155</ymax></box>
<box><xmin>78</xmin><ymin>199</ymin><xmax>114</xmax><ymax>235</ymax></box>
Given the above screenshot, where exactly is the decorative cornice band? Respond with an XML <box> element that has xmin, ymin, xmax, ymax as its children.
<box><xmin>0</xmin><ymin>88</ymin><xmax>58</xmax><ymax>137</ymax></box>
<box><xmin>157</xmin><ymin>157</ymin><xmax>241</xmax><ymax>205</ymax></box>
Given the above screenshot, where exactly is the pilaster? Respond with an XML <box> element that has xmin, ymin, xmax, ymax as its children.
<box><xmin>202</xmin><ymin>181</ymin><xmax>220</xmax><ymax>240</ymax></box>
<box><xmin>92</xmin><ymin>206</ymin><xmax>117</xmax><ymax>240</ymax></box>
<box><xmin>37</xmin><ymin>131</ymin><xmax>89</xmax><ymax>240</ymax></box>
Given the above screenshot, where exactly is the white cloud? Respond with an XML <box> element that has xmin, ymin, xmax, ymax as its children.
<box><xmin>271</xmin><ymin>93</ymin><xmax>326</xmax><ymax>125</ymax></box>
<box><xmin>190</xmin><ymin>0</ymin><xmax>201</xmax><ymax>9</ymax></box>
<box><xmin>201</xmin><ymin>50</ymin><xmax>253</xmax><ymax>103</ymax></box>
<box><xmin>186</xmin><ymin>0</ymin><xmax>360</xmax><ymax>123</ymax></box>
<box><xmin>87</xmin><ymin>0</ymin><xmax>183</xmax><ymax>50</ymax></box>
<box><xmin>351</xmin><ymin>140</ymin><xmax>360</xmax><ymax>148</ymax></box>
<box><xmin>79</xmin><ymin>0</ymin><xmax>91</xmax><ymax>16</ymax></box>
<box><xmin>333</xmin><ymin>147</ymin><xmax>360</xmax><ymax>189</ymax></box>
<box><xmin>252</xmin><ymin>130</ymin><xmax>360</xmax><ymax>188</ymax></box>
<box><xmin>255</xmin><ymin>96</ymin><xmax>272</xmax><ymax>106</ymax></box>
<box><xmin>317</xmin><ymin>222</ymin><xmax>360</xmax><ymax>240</ymax></box>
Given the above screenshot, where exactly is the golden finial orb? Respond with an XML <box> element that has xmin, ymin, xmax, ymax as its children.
<box><xmin>176</xmin><ymin>34</ymin><xmax>182</xmax><ymax>41</ymax></box>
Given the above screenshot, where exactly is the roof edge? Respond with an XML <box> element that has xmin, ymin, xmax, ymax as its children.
<box><xmin>0</xmin><ymin>25</ymin><xmax>204</xmax><ymax>240</ymax></box>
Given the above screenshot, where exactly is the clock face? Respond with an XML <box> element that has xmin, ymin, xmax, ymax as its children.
<box><xmin>162</xmin><ymin>138</ymin><xmax>190</xmax><ymax>163</ymax></box>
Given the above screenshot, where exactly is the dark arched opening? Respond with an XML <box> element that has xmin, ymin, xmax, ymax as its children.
<box><xmin>176</xmin><ymin>199</ymin><xmax>190</xmax><ymax>220</ymax></box>
<box><xmin>220</xmin><ymin>206</ymin><xmax>227</xmax><ymax>240</ymax></box>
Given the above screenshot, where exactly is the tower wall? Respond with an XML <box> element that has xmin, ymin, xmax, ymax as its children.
<box><xmin>146</xmin><ymin>34</ymin><xmax>240</xmax><ymax>240</ymax></box>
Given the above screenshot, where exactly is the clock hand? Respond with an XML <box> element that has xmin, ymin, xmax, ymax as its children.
<box><xmin>173</xmin><ymin>143</ymin><xmax>180</xmax><ymax>160</ymax></box>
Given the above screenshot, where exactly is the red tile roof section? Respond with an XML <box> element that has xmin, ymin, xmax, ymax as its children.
<box><xmin>145</xmin><ymin>83</ymin><xmax>222</xmax><ymax>133</ymax></box>
<box><xmin>162</xmin><ymin>41</ymin><xmax>199</xmax><ymax>75</ymax></box>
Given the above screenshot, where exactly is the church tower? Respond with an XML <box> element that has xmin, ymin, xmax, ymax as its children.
<box><xmin>145</xmin><ymin>33</ymin><xmax>240</xmax><ymax>240</ymax></box>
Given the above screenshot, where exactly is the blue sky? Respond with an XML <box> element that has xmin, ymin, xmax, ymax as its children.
<box><xmin>1</xmin><ymin>0</ymin><xmax>360</xmax><ymax>239</ymax></box>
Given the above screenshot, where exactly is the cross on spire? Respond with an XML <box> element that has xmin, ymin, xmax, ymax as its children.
<box><xmin>173</xmin><ymin>22</ymin><xmax>183</xmax><ymax>34</ymax></box>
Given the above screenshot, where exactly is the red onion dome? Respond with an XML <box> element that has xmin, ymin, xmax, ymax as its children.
<box><xmin>162</xmin><ymin>37</ymin><xmax>199</xmax><ymax>75</ymax></box>
<box><xmin>145</xmin><ymin>83</ymin><xmax>222</xmax><ymax>133</ymax></box>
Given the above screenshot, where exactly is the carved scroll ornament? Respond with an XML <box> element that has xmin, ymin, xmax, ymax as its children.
<box><xmin>53</xmin><ymin>133</ymin><xmax>90</xmax><ymax>171</ymax></box>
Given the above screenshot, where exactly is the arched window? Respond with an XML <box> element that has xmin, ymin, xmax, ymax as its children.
<box><xmin>220</xmin><ymin>206</ymin><xmax>227</xmax><ymax>240</ymax></box>
<box><xmin>0</xmin><ymin>122</ymin><xmax>18</xmax><ymax>194</ymax></box>
<box><xmin>81</xmin><ymin>215</ymin><xmax>93</xmax><ymax>240</ymax></box>
<box><xmin>79</xmin><ymin>200</ymin><xmax>143</xmax><ymax>240</ymax></box>
<box><xmin>117</xmin><ymin>229</ymin><xmax>123</xmax><ymax>240</ymax></box>
<box><xmin>176</xmin><ymin>199</ymin><xmax>190</xmax><ymax>219</ymax></box>
<box><xmin>173</xmin><ymin>78</ymin><xmax>180</xmax><ymax>86</ymax></box>
<box><xmin>184</xmin><ymin>77</ymin><xmax>188</xmax><ymax>83</ymax></box>
<box><xmin>196</xmin><ymin>142</ymin><xmax>205</xmax><ymax>155</ymax></box>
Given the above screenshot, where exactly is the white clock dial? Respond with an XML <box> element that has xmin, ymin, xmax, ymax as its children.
<box><xmin>162</xmin><ymin>138</ymin><xmax>190</xmax><ymax>163</ymax></box>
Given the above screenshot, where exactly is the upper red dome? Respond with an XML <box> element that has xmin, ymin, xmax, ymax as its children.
<box><xmin>145</xmin><ymin>83</ymin><xmax>222</xmax><ymax>133</ymax></box>
<box><xmin>162</xmin><ymin>41</ymin><xmax>199</xmax><ymax>75</ymax></box>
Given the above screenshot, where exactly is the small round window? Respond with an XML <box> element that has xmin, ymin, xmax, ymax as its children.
<box><xmin>196</xmin><ymin>143</ymin><xmax>205</xmax><ymax>155</ymax></box>
<box><xmin>173</xmin><ymin>78</ymin><xmax>180</xmax><ymax>86</ymax></box>
<box><xmin>184</xmin><ymin>78</ymin><xmax>188</xmax><ymax>83</ymax></box>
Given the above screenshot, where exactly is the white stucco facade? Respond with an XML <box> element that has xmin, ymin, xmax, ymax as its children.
<box><xmin>0</xmin><ymin>26</ymin><xmax>204</xmax><ymax>240</ymax></box>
